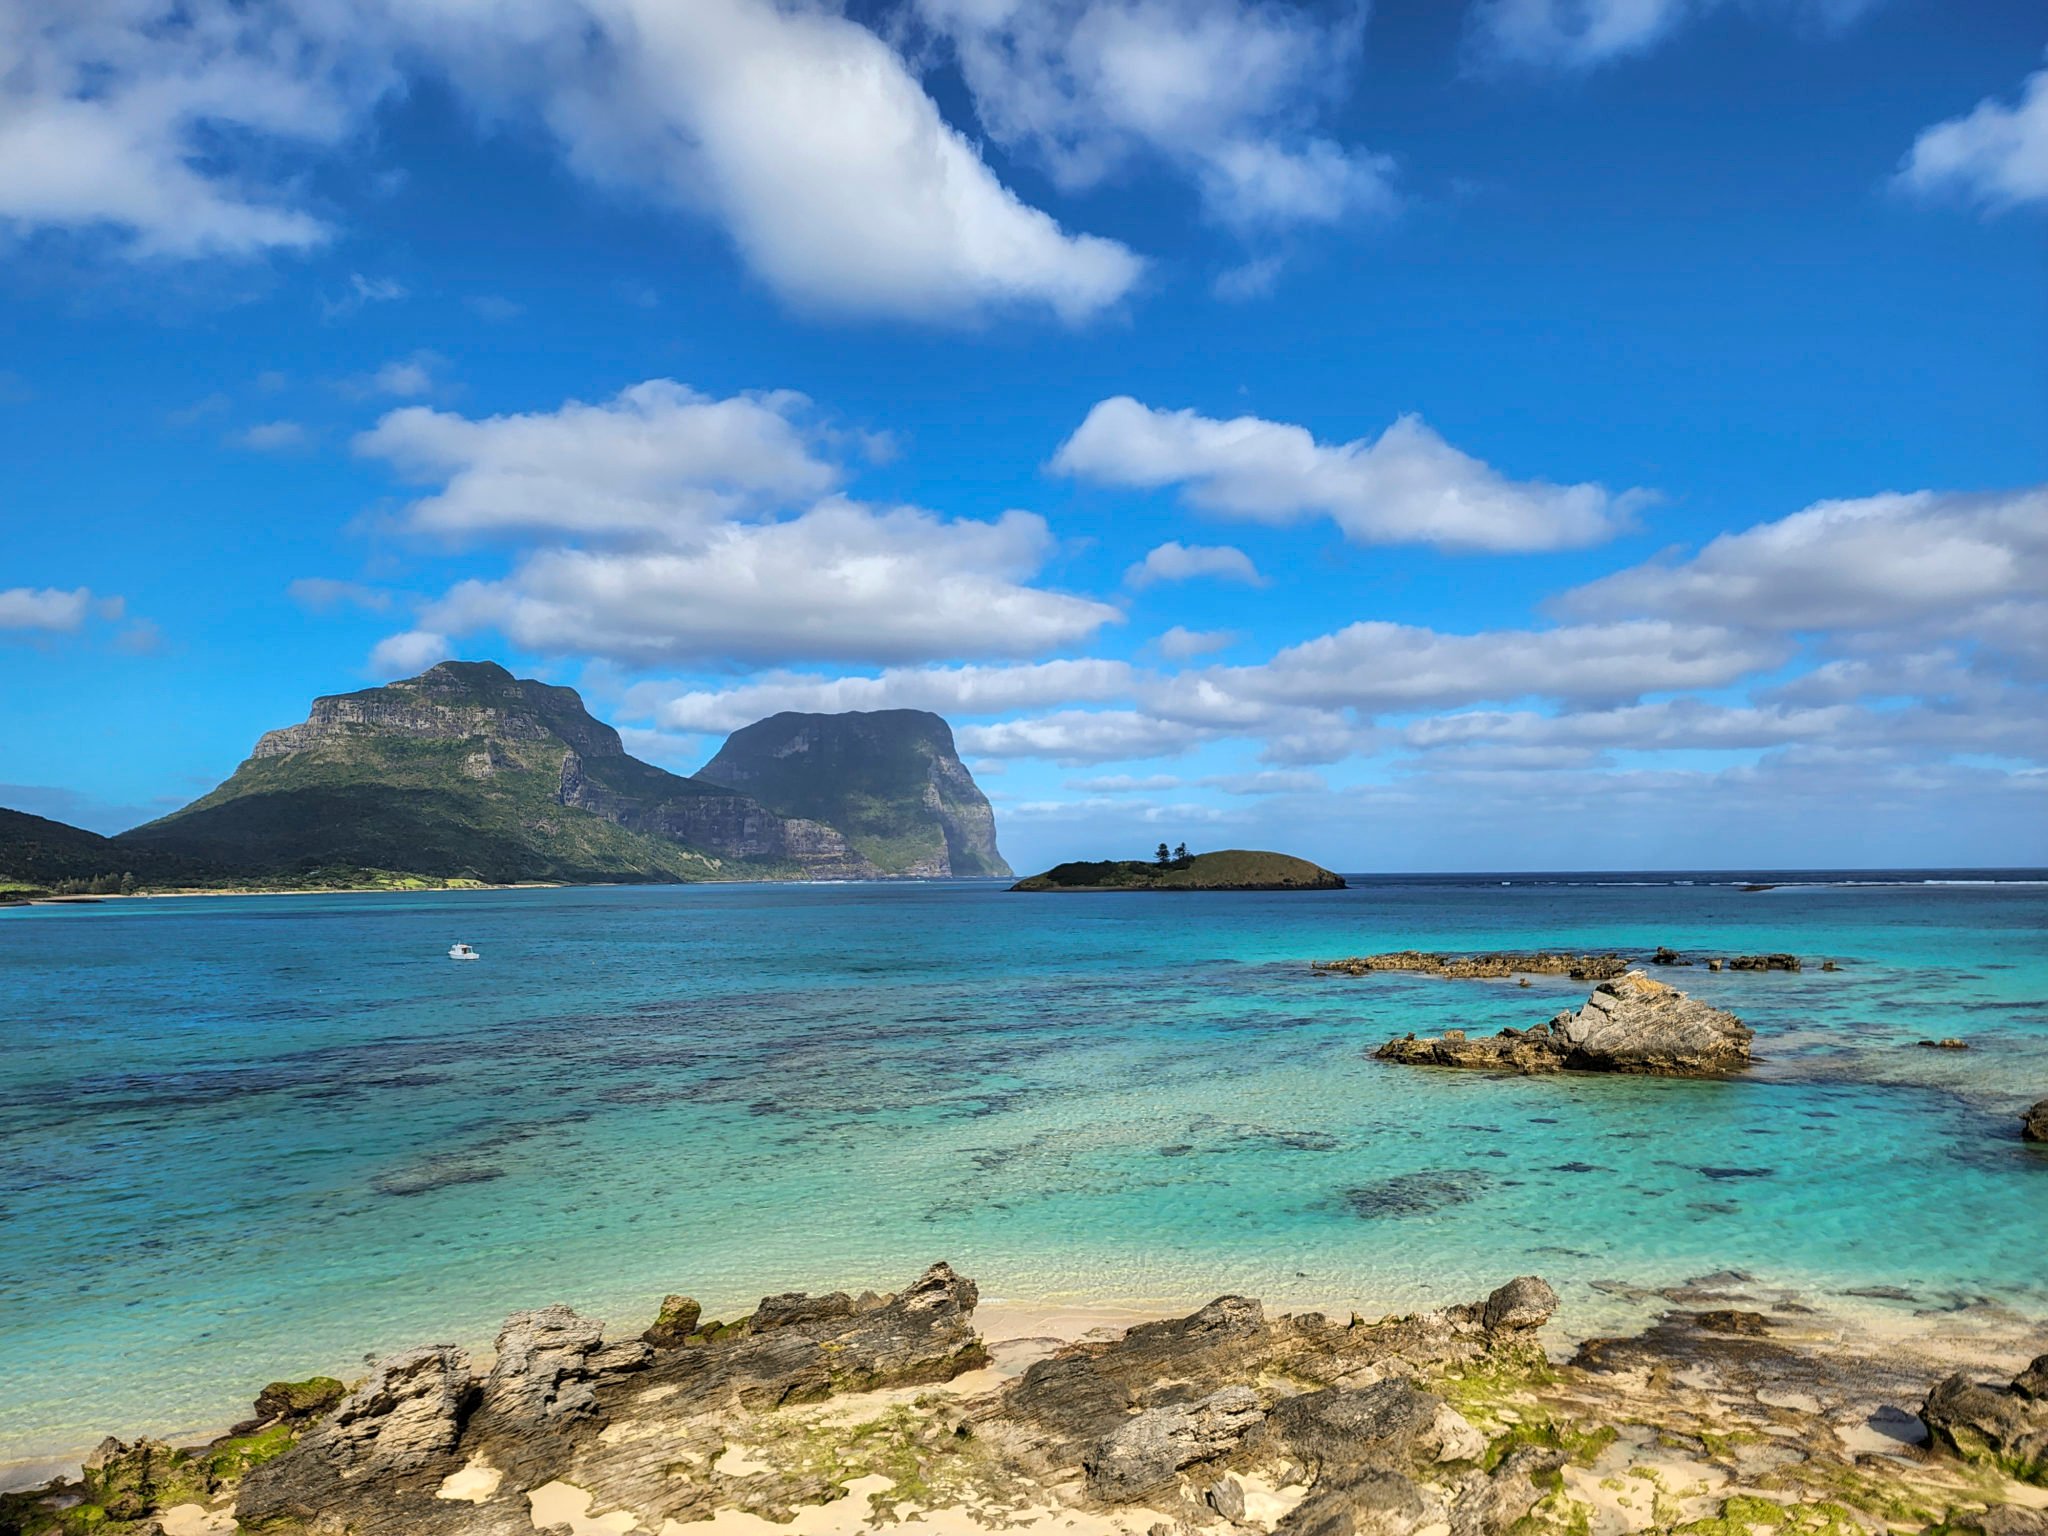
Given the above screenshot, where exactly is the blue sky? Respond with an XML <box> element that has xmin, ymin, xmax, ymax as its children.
<box><xmin>2</xmin><ymin>0</ymin><xmax>2044</xmax><ymax>872</ymax></box>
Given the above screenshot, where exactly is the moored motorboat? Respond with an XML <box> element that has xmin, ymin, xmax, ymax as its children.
<box><xmin>448</xmin><ymin>942</ymin><xmax>480</xmax><ymax>961</ymax></box>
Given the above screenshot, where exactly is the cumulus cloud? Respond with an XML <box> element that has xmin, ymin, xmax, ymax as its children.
<box><xmin>651</xmin><ymin>658</ymin><xmax>1136</xmax><ymax>733</ymax></box>
<box><xmin>415</xmin><ymin>498</ymin><xmax>1120</xmax><ymax>668</ymax></box>
<box><xmin>356</xmin><ymin>380</ymin><xmax>840</xmax><ymax>544</ymax></box>
<box><xmin>0</xmin><ymin>585</ymin><xmax>101</xmax><ymax>631</ymax></box>
<box><xmin>1156</xmin><ymin>626</ymin><xmax>1238</xmax><ymax>661</ymax></box>
<box><xmin>1897</xmin><ymin>61</ymin><xmax>2048</xmax><ymax>212</ymax></box>
<box><xmin>233</xmin><ymin>420</ymin><xmax>311</xmax><ymax>452</ymax></box>
<box><xmin>1055</xmin><ymin>397</ymin><xmax>1642</xmax><ymax>552</ymax></box>
<box><xmin>369</xmin><ymin>352</ymin><xmax>440</xmax><ymax>398</ymax></box>
<box><xmin>4</xmin><ymin>0</ymin><xmax>1140</xmax><ymax>323</ymax></box>
<box><xmin>288</xmin><ymin>577</ymin><xmax>393</xmax><ymax>614</ymax></box>
<box><xmin>0</xmin><ymin>0</ymin><xmax>365</xmax><ymax>255</ymax></box>
<box><xmin>367</xmin><ymin>628</ymin><xmax>451</xmax><ymax>678</ymax></box>
<box><xmin>1557</xmin><ymin>487</ymin><xmax>2048</xmax><ymax>633</ymax></box>
<box><xmin>1467</xmin><ymin>0</ymin><xmax>1881</xmax><ymax>72</ymax></box>
<box><xmin>913</xmin><ymin>0</ymin><xmax>1392</xmax><ymax>230</ymax></box>
<box><xmin>959</xmin><ymin>709</ymin><xmax>1209</xmax><ymax>763</ymax></box>
<box><xmin>1125</xmin><ymin>540</ymin><xmax>1265</xmax><ymax>588</ymax></box>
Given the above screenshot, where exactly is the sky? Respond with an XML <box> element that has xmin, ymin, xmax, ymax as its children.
<box><xmin>1</xmin><ymin>0</ymin><xmax>2044</xmax><ymax>874</ymax></box>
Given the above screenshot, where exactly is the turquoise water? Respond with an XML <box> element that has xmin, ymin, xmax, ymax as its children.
<box><xmin>2</xmin><ymin>874</ymin><xmax>2045</xmax><ymax>1471</ymax></box>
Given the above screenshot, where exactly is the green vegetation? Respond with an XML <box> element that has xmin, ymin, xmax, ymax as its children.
<box><xmin>1010</xmin><ymin>847</ymin><xmax>1346</xmax><ymax>891</ymax></box>
<box><xmin>697</xmin><ymin>709</ymin><xmax>1011</xmax><ymax>877</ymax></box>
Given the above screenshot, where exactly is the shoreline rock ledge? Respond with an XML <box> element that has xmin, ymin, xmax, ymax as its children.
<box><xmin>1376</xmin><ymin>970</ymin><xmax>1754</xmax><ymax>1077</ymax></box>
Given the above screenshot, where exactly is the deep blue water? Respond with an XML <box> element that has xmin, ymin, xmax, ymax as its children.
<box><xmin>1</xmin><ymin>872</ymin><xmax>2044</xmax><ymax>1471</ymax></box>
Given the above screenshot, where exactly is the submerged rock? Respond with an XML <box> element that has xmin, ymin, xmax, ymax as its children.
<box><xmin>1376</xmin><ymin>971</ymin><xmax>1751</xmax><ymax>1078</ymax></box>
<box><xmin>1923</xmin><ymin>1354</ymin><xmax>2048</xmax><ymax>1485</ymax></box>
<box><xmin>1728</xmin><ymin>952</ymin><xmax>1801</xmax><ymax>971</ymax></box>
<box><xmin>1316</xmin><ymin>951</ymin><xmax>1628</xmax><ymax>981</ymax></box>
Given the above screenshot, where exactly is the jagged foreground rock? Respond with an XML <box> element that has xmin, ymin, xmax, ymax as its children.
<box><xmin>1377</xmin><ymin>971</ymin><xmax>1754</xmax><ymax>1077</ymax></box>
<box><xmin>5</xmin><ymin>1265</ymin><xmax>2041</xmax><ymax>1536</ymax></box>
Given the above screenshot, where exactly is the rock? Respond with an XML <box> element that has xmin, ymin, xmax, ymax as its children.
<box><xmin>1707</xmin><ymin>958</ymin><xmax>1723</xmax><ymax>971</ymax></box>
<box><xmin>1269</xmin><ymin>1380</ymin><xmax>1447</xmax><ymax>1472</ymax></box>
<box><xmin>1651</xmin><ymin>947</ymin><xmax>1687</xmax><ymax>966</ymax></box>
<box><xmin>2024</xmin><ymin>1099</ymin><xmax>2048</xmax><ymax>1144</ymax></box>
<box><xmin>1205</xmin><ymin>1474</ymin><xmax>1247</xmax><ymax>1521</ymax></box>
<box><xmin>1915</xmin><ymin>1038</ymin><xmax>1969</xmax><ymax>1050</ymax></box>
<box><xmin>1942</xmin><ymin>1506</ymin><xmax>2048</xmax><ymax>1536</ymax></box>
<box><xmin>1430</xmin><ymin>1405</ymin><xmax>1486</xmax><ymax>1463</ymax></box>
<box><xmin>1695</xmin><ymin>1310</ymin><xmax>1772</xmax><ymax>1336</ymax></box>
<box><xmin>1448</xmin><ymin>1444</ymin><xmax>1567</xmax><ymax>1536</ymax></box>
<box><xmin>1922</xmin><ymin>1353</ymin><xmax>2048</xmax><ymax>1485</ymax></box>
<box><xmin>643</xmin><ymin>1294</ymin><xmax>703</xmax><ymax>1347</ymax></box>
<box><xmin>1480</xmin><ymin>1277</ymin><xmax>1557</xmax><ymax>1333</ymax></box>
<box><xmin>1317</xmin><ymin>952</ymin><xmax>1627</xmax><ymax>981</ymax></box>
<box><xmin>1083</xmin><ymin>1386</ymin><xmax>1265</xmax><ymax>1501</ymax></box>
<box><xmin>1553</xmin><ymin>972</ymin><xmax>1752</xmax><ymax>1075</ymax></box>
<box><xmin>1821</xmin><ymin>961</ymin><xmax>1841</xmax><ymax>972</ymax></box>
<box><xmin>1727</xmin><ymin>953</ymin><xmax>1800</xmax><ymax>971</ymax></box>
<box><xmin>253</xmin><ymin>1375</ymin><xmax>346</xmax><ymax>1423</ymax></box>
<box><xmin>80</xmin><ymin>1437</ymin><xmax>197</xmax><ymax>1520</ymax></box>
<box><xmin>236</xmin><ymin>1344</ymin><xmax>472</xmax><ymax>1522</ymax></box>
<box><xmin>1278</xmin><ymin>1467</ymin><xmax>1439</xmax><ymax>1536</ymax></box>
<box><xmin>1378</xmin><ymin>973</ymin><xmax>1750</xmax><ymax>1078</ymax></box>
<box><xmin>753</xmin><ymin>1289</ymin><xmax>858</xmax><ymax>1330</ymax></box>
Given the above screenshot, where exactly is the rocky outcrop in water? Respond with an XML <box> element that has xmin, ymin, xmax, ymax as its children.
<box><xmin>1315</xmin><ymin>952</ymin><xmax>1628</xmax><ymax>980</ymax></box>
<box><xmin>1376</xmin><ymin>972</ymin><xmax>1752</xmax><ymax>1077</ymax></box>
<box><xmin>2024</xmin><ymin>1099</ymin><xmax>2048</xmax><ymax>1144</ymax></box>
<box><xmin>1923</xmin><ymin>1354</ymin><xmax>2048</xmax><ymax>1485</ymax></box>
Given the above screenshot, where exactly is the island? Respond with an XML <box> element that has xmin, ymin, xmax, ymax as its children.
<box><xmin>1010</xmin><ymin>848</ymin><xmax>1346</xmax><ymax>892</ymax></box>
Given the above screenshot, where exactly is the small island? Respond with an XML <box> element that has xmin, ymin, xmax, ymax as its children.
<box><xmin>1010</xmin><ymin>846</ymin><xmax>1346</xmax><ymax>892</ymax></box>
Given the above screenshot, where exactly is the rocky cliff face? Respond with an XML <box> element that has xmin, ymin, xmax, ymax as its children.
<box><xmin>696</xmin><ymin>709</ymin><xmax>1011</xmax><ymax>878</ymax></box>
<box><xmin>120</xmin><ymin>664</ymin><xmax>1003</xmax><ymax>883</ymax></box>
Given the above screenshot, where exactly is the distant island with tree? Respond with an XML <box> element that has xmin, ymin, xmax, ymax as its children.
<box><xmin>1009</xmin><ymin>846</ymin><xmax>1347</xmax><ymax>892</ymax></box>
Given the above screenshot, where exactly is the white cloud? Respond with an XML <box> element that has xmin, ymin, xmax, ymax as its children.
<box><xmin>1157</xmin><ymin>619</ymin><xmax>1783</xmax><ymax>719</ymax></box>
<box><xmin>914</xmin><ymin>0</ymin><xmax>1392</xmax><ymax>230</ymax></box>
<box><xmin>370</xmin><ymin>352</ymin><xmax>440</xmax><ymax>398</ymax></box>
<box><xmin>414</xmin><ymin>498</ymin><xmax>1120</xmax><ymax>668</ymax></box>
<box><xmin>1212</xmin><ymin>255</ymin><xmax>1283</xmax><ymax>301</ymax></box>
<box><xmin>288</xmin><ymin>577</ymin><xmax>393</xmax><ymax>614</ymax></box>
<box><xmin>323</xmin><ymin>273</ymin><xmax>409</xmax><ymax>319</ymax></box>
<box><xmin>0</xmin><ymin>0</ymin><xmax>362</xmax><ymax>256</ymax></box>
<box><xmin>0</xmin><ymin>585</ymin><xmax>96</xmax><ymax>631</ymax></box>
<box><xmin>1156</xmin><ymin>625</ymin><xmax>1238</xmax><ymax>661</ymax></box>
<box><xmin>1200</xmin><ymin>768</ymin><xmax>1325</xmax><ymax>795</ymax></box>
<box><xmin>5</xmin><ymin>0</ymin><xmax>1140</xmax><ymax>323</ymax></box>
<box><xmin>1558</xmin><ymin>487</ymin><xmax>2048</xmax><ymax>633</ymax></box>
<box><xmin>960</xmin><ymin>709</ymin><xmax>1208</xmax><ymax>763</ymax></box>
<box><xmin>356</xmin><ymin>380</ymin><xmax>840</xmax><ymax>544</ymax></box>
<box><xmin>651</xmin><ymin>658</ymin><xmax>1136</xmax><ymax>733</ymax></box>
<box><xmin>1067</xmin><ymin>772</ymin><xmax>1183</xmax><ymax>792</ymax></box>
<box><xmin>1056</xmin><ymin>397</ymin><xmax>1642</xmax><ymax>552</ymax></box>
<box><xmin>1125</xmin><ymin>540</ymin><xmax>1265</xmax><ymax>588</ymax></box>
<box><xmin>233</xmin><ymin>420</ymin><xmax>311</xmax><ymax>452</ymax></box>
<box><xmin>367</xmin><ymin>629</ymin><xmax>451</xmax><ymax>678</ymax></box>
<box><xmin>1467</xmin><ymin>0</ymin><xmax>1881</xmax><ymax>72</ymax></box>
<box><xmin>1897</xmin><ymin>62</ymin><xmax>2048</xmax><ymax>212</ymax></box>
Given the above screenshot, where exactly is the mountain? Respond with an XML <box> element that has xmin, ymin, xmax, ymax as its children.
<box><xmin>114</xmin><ymin>662</ymin><xmax>878</xmax><ymax>884</ymax></box>
<box><xmin>13</xmin><ymin>662</ymin><xmax>1006</xmax><ymax>888</ymax></box>
<box><xmin>1010</xmin><ymin>849</ymin><xmax>1345</xmax><ymax>892</ymax></box>
<box><xmin>0</xmin><ymin>807</ymin><xmax>187</xmax><ymax>890</ymax></box>
<box><xmin>696</xmin><ymin>710</ymin><xmax>1012</xmax><ymax>878</ymax></box>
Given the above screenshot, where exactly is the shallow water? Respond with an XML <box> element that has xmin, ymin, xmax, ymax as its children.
<box><xmin>1</xmin><ymin>872</ymin><xmax>2044</xmax><ymax>1468</ymax></box>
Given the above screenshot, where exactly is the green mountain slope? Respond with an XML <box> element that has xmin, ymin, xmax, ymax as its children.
<box><xmin>0</xmin><ymin>808</ymin><xmax>187</xmax><ymax>889</ymax></box>
<box><xmin>1011</xmin><ymin>849</ymin><xmax>1345</xmax><ymax>891</ymax></box>
<box><xmin>116</xmin><ymin>662</ymin><xmax>858</xmax><ymax>884</ymax></box>
<box><xmin>695</xmin><ymin>710</ymin><xmax>1011</xmax><ymax>878</ymax></box>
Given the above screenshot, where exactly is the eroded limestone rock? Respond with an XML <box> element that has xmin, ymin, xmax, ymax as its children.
<box><xmin>1923</xmin><ymin>1353</ymin><xmax>2048</xmax><ymax>1485</ymax></box>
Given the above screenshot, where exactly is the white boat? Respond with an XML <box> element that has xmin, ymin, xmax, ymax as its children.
<box><xmin>448</xmin><ymin>942</ymin><xmax>481</xmax><ymax>961</ymax></box>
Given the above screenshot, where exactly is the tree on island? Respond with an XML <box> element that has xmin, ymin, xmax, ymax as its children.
<box><xmin>1174</xmin><ymin>842</ymin><xmax>1189</xmax><ymax>863</ymax></box>
<box><xmin>1155</xmin><ymin>842</ymin><xmax>1172</xmax><ymax>866</ymax></box>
